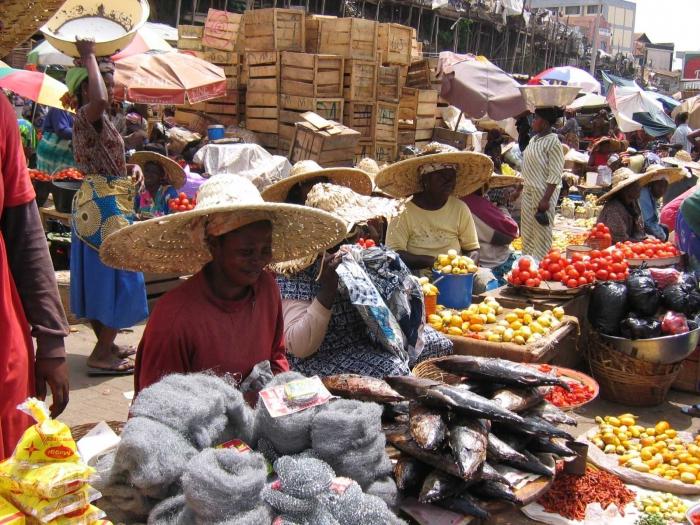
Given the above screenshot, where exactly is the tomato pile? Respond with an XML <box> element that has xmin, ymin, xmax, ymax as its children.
<box><xmin>508</xmin><ymin>248</ymin><xmax>630</xmax><ymax>289</ymax></box>
<box><xmin>544</xmin><ymin>380</ymin><xmax>595</xmax><ymax>407</ymax></box>
<box><xmin>53</xmin><ymin>167</ymin><xmax>84</xmax><ymax>181</ymax></box>
<box><xmin>357</xmin><ymin>237</ymin><xmax>376</xmax><ymax>249</ymax></box>
<box><xmin>615</xmin><ymin>239</ymin><xmax>680</xmax><ymax>260</ymax></box>
<box><xmin>28</xmin><ymin>169</ymin><xmax>51</xmax><ymax>182</ymax></box>
<box><xmin>587</xmin><ymin>222</ymin><xmax>612</xmax><ymax>248</ymax></box>
<box><xmin>689</xmin><ymin>513</ymin><xmax>700</xmax><ymax>525</ymax></box>
<box><xmin>168</xmin><ymin>192</ymin><xmax>197</xmax><ymax>212</ymax></box>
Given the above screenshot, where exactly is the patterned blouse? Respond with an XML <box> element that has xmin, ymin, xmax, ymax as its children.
<box><xmin>276</xmin><ymin>250</ymin><xmax>452</xmax><ymax>378</ymax></box>
<box><xmin>73</xmin><ymin>107</ymin><xmax>126</xmax><ymax>177</ymax></box>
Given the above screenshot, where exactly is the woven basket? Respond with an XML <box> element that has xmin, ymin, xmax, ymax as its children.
<box><xmin>412</xmin><ymin>358</ymin><xmax>462</xmax><ymax>385</ymax></box>
<box><xmin>70</xmin><ymin>420</ymin><xmax>125</xmax><ymax>442</ymax></box>
<box><xmin>0</xmin><ymin>0</ymin><xmax>66</xmax><ymax>57</ymax></box>
<box><xmin>586</xmin><ymin>333</ymin><xmax>681</xmax><ymax>407</ymax></box>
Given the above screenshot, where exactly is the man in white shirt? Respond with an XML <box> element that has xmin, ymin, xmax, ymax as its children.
<box><xmin>671</xmin><ymin>112</ymin><xmax>700</xmax><ymax>153</ymax></box>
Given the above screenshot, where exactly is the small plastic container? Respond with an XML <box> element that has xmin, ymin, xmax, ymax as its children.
<box><xmin>424</xmin><ymin>294</ymin><xmax>437</xmax><ymax>320</ymax></box>
<box><xmin>51</xmin><ymin>180</ymin><xmax>81</xmax><ymax>214</ymax></box>
<box><xmin>207</xmin><ymin>125</ymin><xmax>225</xmax><ymax>141</ymax></box>
<box><xmin>432</xmin><ymin>270</ymin><xmax>474</xmax><ymax>309</ymax></box>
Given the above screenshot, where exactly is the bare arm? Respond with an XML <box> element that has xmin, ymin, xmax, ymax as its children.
<box><xmin>538</xmin><ymin>183</ymin><xmax>558</xmax><ymax>213</ymax></box>
<box><xmin>464</xmin><ymin>249</ymin><xmax>480</xmax><ymax>265</ymax></box>
<box><xmin>76</xmin><ymin>40</ymin><xmax>109</xmax><ymax>124</ymax></box>
<box><xmin>396</xmin><ymin>250</ymin><xmax>435</xmax><ymax>271</ymax></box>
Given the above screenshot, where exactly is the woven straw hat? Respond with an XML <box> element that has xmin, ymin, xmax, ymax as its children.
<box><xmin>261</xmin><ymin>160</ymin><xmax>372</xmax><ymax>202</ymax></box>
<box><xmin>271</xmin><ymin>183</ymin><xmax>403</xmax><ymax>275</ymax></box>
<box><xmin>356</xmin><ymin>157</ymin><xmax>380</xmax><ymax>176</ymax></box>
<box><xmin>489</xmin><ymin>174</ymin><xmax>523</xmax><ymax>189</ymax></box>
<box><xmin>130</xmin><ymin>151</ymin><xmax>186</xmax><ymax>190</ymax></box>
<box><xmin>597</xmin><ymin>166</ymin><xmax>686</xmax><ymax>205</ymax></box>
<box><xmin>374</xmin><ymin>142</ymin><xmax>493</xmax><ymax>199</ymax></box>
<box><xmin>664</xmin><ymin>150</ymin><xmax>700</xmax><ymax>171</ymax></box>
<box><xmin>100</xmin><ymin>175</ymin><xmax>347</xmax><ymax>274</ymax></box>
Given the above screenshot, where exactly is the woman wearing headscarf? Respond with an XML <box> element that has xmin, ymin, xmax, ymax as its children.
<box><xmin>67</xmin><ymin>40</ymin><xmax>148</xmax><ymax>375</ymax></box>
<box><xmin>520</xmin><ymin>107</ymin><xmax>565</xmax><ymax>261</ymax></box>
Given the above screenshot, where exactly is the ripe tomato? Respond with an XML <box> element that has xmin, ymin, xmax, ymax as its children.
<box><xmin>549</xmin><ymin>263</ymin><xmax>561</xmax><ymax>274</ymax></box>
<box><xmin>178</xmin><ymin>205</ymin><xmax>188</xmax><ymax>211</ymax></box>
<box><xmin>539</xmin><ymin>270</ymin><xmax>552</xmax><ymax>281</ymax></box>
<box><xmin>584</xmin><ymin>271</ymin><xmax>595</xmax><ymax>281</ymax></box>
<box><xmin>181</xmin><ymin>198</ymin><xmax>190</xmax><ymax>206</ymax></box>
<box><xmin>590</xmin><ymin>250</ymin><xmax>602</xmax><ymax>259</ymax></box>
<box><xmin>179</xmin><ymin>192</ymin><xmax>187</xmax><ymax>200</ymax></box>
<box><xmin>566</xmin><ymin>278</ymin><xmax>578</xmax><ymax>288</ymax></box>
<box><xmin>552</xmin><ymin>271</ymin><xmax>564</xmax><ymax>282</ymax></box>
<box><xmin>520</xmin><ymin>271</ymin><xmax>531</xmax><ymax>281</ymax></box>
<box><xmin>518</xmin><ymin>258</ymin><xmax>531</xmax><ymax>271</ymax></box>
<box><xmin>525</xmin><ymin>278</ymin><xmax>538</xmax><ymax>287</ymax></box>
<box><xmin>608</xmin><ymin>272</ymin><xmax>618</xmax><ymax>281</ymax></box>
<box><xmin>566</xmin><ymin>268</ymin><xmax>580</xmax><ymax>279</ymax></box>
<box><xmin>596</xmin><ymin>269</ymin><xmax>609</xmax><ymax>280</ymax></box>
<box><xmin>573</xmin><ymin>261</ymin><xmax>586</xmax><ymax>274</ymax></box>
<box><xmin>571</xmin><ymin>252</ymin><xmax>584</xmax><ymax>263</ymax></box>
<box><xmin>578</xmin><ymin>276</ymin><xmax>588</xmax><ymax>286</ymax></box>
<box><xmin>550</xmin><ymin>251</ymin><xmax>561</xmax><ymax>262</ymax></box>
<box><xmin>511</xmin><ymin>269</ymin><xmax>521</xmax><ymax>280</ymax></box>
<box><xmin>541</xmin><ymin>257</ymin><xmax>551</xmax><ymax>269</ymax></box>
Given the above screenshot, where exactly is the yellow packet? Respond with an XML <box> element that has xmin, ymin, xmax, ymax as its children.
<box><xmin>0</xmin><ymin>459</ymin><xmax>94</xmax><ymax>500</ymax></box>
<box><xmin>0</xmin><ymin>495</ymin><xmax>24</xmax><ymax>525</ymax></box>
<box><xmin>6</xmin><ymin>486</ymin><xmax>100</xmax><ymax>523</ymax></box>
<box><xmin>12</xmin><ymin>399</ymin><xmax>78</xmax><ymax>464</ymax></box>
<box><xmin>24</xmin><ymin>504</ymin><xmax>104</xmax><ymax>525</ymax></box>
<box><xmin>91</xmin><ymin>521</ymin><xmax>114</xmax><ymax>525</ymax></box>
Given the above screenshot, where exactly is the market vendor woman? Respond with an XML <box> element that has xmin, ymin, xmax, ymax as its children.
<box><xmin>131</xmin><ymin>150</ymin><xmax>186</xmax><ymax>218</ymax></box>
<box><xmin>99</xmin><ymin>175</ymin><xmax>346</xmax><ymax>393</ymax></box>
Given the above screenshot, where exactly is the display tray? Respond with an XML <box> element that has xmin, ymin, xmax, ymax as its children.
<box><xmin>532</xmin><ymin>365</ymin><xmax>599</xmax><ymax>410</ymax></box>
<box><xmin>507</xmin><ymin>281</ymin><xmax>591</xmax><ymax>299</ymax></box>
<box><xmin>626</xmin><ymin>255</ymin><xmax>681</xmax><ymax>267</ymax></box>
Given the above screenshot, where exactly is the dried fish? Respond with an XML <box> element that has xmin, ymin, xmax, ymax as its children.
<box><xmin>393</xmin><ymin>457</ymin><xmax>430</xmax><ymax>492</ymax></box>
<box><xmin>448</xmin><ymin>418</ymin><xmax>488</xmax><ymax>481</ymax></box>
<box><xmin>418</xmin><ymin>469</ymin><xmax>462</xmax><ymax>503</ymax></box>
<box><xmin>409</xmin><ymin>401</ymin><xmax>446</xmax><ymax>450</ymax></box>
<box><xmin>322</xmin><ymin>374</ymin><xmax>404</xmax><ymax>403</ymax></box>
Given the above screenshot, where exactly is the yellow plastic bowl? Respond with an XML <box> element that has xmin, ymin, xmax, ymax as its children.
<box><xmin>40</xmin><ymin>0</ymin><xmax>149</xmax><ymax>58</ymax></box>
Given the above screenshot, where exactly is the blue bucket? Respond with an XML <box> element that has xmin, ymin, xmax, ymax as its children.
<box><xmin>432</xmin><ymin>270</ymin><xmax>474</xmax><ymax>309</ymax></box>
<box><xmin>207</xmin><ymin>125</ymin><xmax>225</xmax><ymax>141</ymax></box>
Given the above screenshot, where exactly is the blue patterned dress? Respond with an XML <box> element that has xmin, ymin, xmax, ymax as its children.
<box><xmin>276</xmin><ymin>248</ymin><xmax>452</xmax><ymax>378</ymax></box>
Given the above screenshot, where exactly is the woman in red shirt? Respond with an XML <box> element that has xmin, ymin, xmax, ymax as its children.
<box><xmin>99</xmin><ymin>175</ymin><xmax>345</xmax><ymax>394</ymax></box>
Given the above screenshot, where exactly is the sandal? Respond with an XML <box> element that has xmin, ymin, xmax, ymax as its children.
<box><xmin>112</xmin><ymin>344</ymin><xmax>137</xmax><ymax>359</ymax></box>
<box><xmin>87</xmin><ymin>356</ymin><xmax>135</xmax><ymax>376</ymax></box>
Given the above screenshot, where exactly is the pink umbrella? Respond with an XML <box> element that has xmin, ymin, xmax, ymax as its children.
<box><xmin>439</xmin><ymin>53</ymin><xmax>527</xmax><ymax>121</ymax></box>
<box><xmin>112</xmin><ymin>25</ymin><xmax>173</xmax><ymax>61</ymax></box>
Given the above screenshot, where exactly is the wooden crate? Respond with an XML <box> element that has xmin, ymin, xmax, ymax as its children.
<box><xmin>397</xmin><ymin>127</ymin><xmax>415</xmax><ymax>147</ymax></box>
<box><xmin>318</xmin><ymin>18</ymin><xmax>377</xmax><ymax>61</ymax></box>
<box><xmin>193</xmin><ymin>49</ymin><xmax>239</xmax><ymax>65</ymax></box>
<box><xmin>399</xmin><ymin>88</ymin><xmax>438</xmax><ymax>120</ymax></box>
<box><xmin>377</xmin><ymin>65</ymin><xmax>403</xmax><ymax>102</ymax></box>
<box><xmin>377</xmin><ymin>23</ymin><xmax>412</xmax><ymax>66</ymax></box>
<box><xmin>432</xmin><ymin>127</ymin><xmax>469</xmax><ymax>150</ymax></box>
<box><xmin>178</xmin><ymin>25</ymin><xmax>204</xmax><ymax>38</ymax></box>
<box><xmin>375</xmin><ymin>140</ymin><xmax>398</xmax><ymax>163</ymax></box>
<box><xmin>353</xmin><ymin>141</ymin><xmax>375</xmax><ymax>164</ymax></box>
<box><xmin>246</xmin><ymin>51</ymin><xmax>280</xmax><ymax>93</ymax></box>
<box><xmin>673</xmin><ymin>347</ymin><xmax>700</xmax><ymax>393</ymax></box>
<box><xmin>257</xmin><ymin>132</ymin><xmax>279</xmax><ymax>152</ymax></box>
<box><xmin>177</xmin><ymin>37</ymin><xmax>203</xmax><ymax>51</ymax></box>
<box><xmin>243</xmin><ymin>8</ymin><xmax>305</xmax><ymax>52</ymax></box>
<box><xmin>375</xmin><ymin>102</ymin><xmax>399</xmax><ymax>142</ymax></box>
<box><xmin>406</xmin><ymin>59</ymin><xmax>432</xmax><ymax>89</ymax></box>
<box><xmin>281</xmin><ymin>52</ymin><xmax>344</xmax><ymax>98</ymax></box>
<box><xmin>202</xmin><ymin>9</ymin><xmax>243</xmax><ymax>52</ymax></box>
<box><xmin>290</xmin><ymin>118</ymin><xmax>361</xmax><ymax>167</ymax></box>
<box><xmin>343</xmin><ymin>59</ymin><xmax>378</xmax><ymax>101</ymax></box>
<box><xmin>279</xmin><ymin>95</ymin><xmax>344</xmax><ymax>149</ymax></box>
<box><xmin>245</xmin><ymin>92</ymin><xmax>279</xmax><ymax>134</ymax></box>
<box><xmin>305</xmin><ymin>15</ymin><xmax>336</xmax><ymax>54</ymax></box>
<box><xmin>343</xmin><ymin>102</ymin><xmax>375</xmax><ymax>139</ymax></box>
<box><xmin>411</xmin><ymin>28</ymin><xmax>422</xmax><ymax>61</ymax></box>
<box><xmin>174</xmin><ymin>108</ymin><xmax>238</xmax><ymax>134</ymax></box>
<box><xmin>195</xmin><ymin>90</ymin><xmax>241</xmax><ymax>116</ymax></box>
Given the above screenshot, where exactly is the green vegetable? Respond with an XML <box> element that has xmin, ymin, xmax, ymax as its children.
<box><xmin>635</xmin><ymin>513</ymin><xmax>666</xmax><ymax>525</ymax></box>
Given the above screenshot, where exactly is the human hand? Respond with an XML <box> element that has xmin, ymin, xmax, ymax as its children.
<box><xmin>34</xmin><ymin>357</ymin><xmax>70</xmax><ymax>418</ymax></box>
<box><xmin>129</xmin><ymin>164</ymin><xmax>144</xmax><ymax>191</ymax></box>
<box><xmin>537</xmin><ymin>198</ymin><xmax>550</xmax><ymax>214</ymax></box>
<box><xmin>75</xmin><ymin>39</ymin><xmax>96</xmax><ymax>59</ymax></box>
<box><xmin>317</xmin><ymin>252</ymin><xmax>341</xmax><ymax>309</ymax></box>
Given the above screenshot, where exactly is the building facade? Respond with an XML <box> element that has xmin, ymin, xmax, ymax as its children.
<box><xmin>530</xmin><ymin>0</ymin><xmax>636</xmax><ymax>56</ymax></box>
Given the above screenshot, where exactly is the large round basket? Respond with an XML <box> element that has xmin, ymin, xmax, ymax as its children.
<box><xmin>585</xmin><ymin>333</ymin><xmax>681</xmax><ymax>407</ymax></box>
<box><xmin>412</xmin><ymin>358</ymin><xmax>462</xmax><ymax>385</ymax></box>
<box><xmin>70</xmin><ymin>420</ymin><xmax>124</xmax><ymax>441</ymax></box>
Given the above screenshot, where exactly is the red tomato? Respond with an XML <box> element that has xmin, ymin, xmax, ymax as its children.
<box><xmin>596</xmin><ymin>269</ymin><xmax>609</xmax><ymax>280</ymax></box>
<box><xmin>550</xmin><ymin>251</ymin><xmax>561</xmax><ymax>262</ymax></box>
<box><xmin>590</xmin><ymin>250</ymin><xmax>602</xmax><ymax>259</ymax></box>
<box><xmin>571</xmin><ymin>252</ymin><xmax>584</xmax><ymax>263</ymax></box>
<box><xmin>539</xmin><ymin>270</ymin><xmax>552</xmax><ymax>281</ymax></box>
<box><xmin>608</xmin><ymin>272</ymin><xmax>618</xmax><ymax>281</ymax></box>
<box><xmin>549</xmin><ymin>263</ymin><xmax>562</xmax><ymax>274</ymax></box>
<box><xmin>365</xmin><ymin>239</ymin><xmax>376</xmax><ymax>247</ymax></box>
<box><xmin>578</xmin><ymin>276</ymin><xmax>588</xmax><ymax>286</ymax></box>
<box><xmin>525</xmin><ymin>278</ymin><xmax>538</xmax><ymax>287</ymax></box>
<box><xmin>520</xmin><ymin>271</ymin><xmax>531</xmax><ymax>281</ymax></box>
<box><xmin>584</xmin><ymin>271</ymin><xmax>595</xmax><ymax>281</ymax></box>
<box><xmin>552</xmin><ymin>271</ymin><xmax>564</xmax><ymax>282</ymax></box>
<box><xmin>611</xmin><ymin>262</ymin><xmax>625</xmax><ymax>274</ymax></box>
<box><xmin>566</xmin><ymin>268</ymin><xmax>580</xmax><ymax>279</ymax></box>
<box><xmin>178</xmin><ymin>205</ymin><xmax>187</xmax><ymax>211</ymax></box>
<box><xmin>518</xmin><ymin>258</ymin><xmax>531</xmax><ymax>271</ymax></box>
<box><xmin>511</xmin><ymin>269</ymin><xmax>521</xmax><ymax>280</ymax></box>
<box><xmin>541</xmin><ymin>257</ymin><xmax>551</xmax><ymax>269</ymax></box>
<box><xmin>566</xmin><ymin>278</ymin><xmax>578</xmax><ymax>288</ymax></box>
<box><xmin>179</xmin><ymin>192</ymin><xmax>187</xmax><ymax>200</ymax></box>
<box><xmin>573</xmin><ymin>261</ymin><xmax>586</xmax><ymax>274</ymax></box>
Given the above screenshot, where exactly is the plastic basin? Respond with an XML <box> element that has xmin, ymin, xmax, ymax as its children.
<box><xmin>432</xmin><ymin>270</ymin><xmax>474</xmax><ymax>310</ymax></box>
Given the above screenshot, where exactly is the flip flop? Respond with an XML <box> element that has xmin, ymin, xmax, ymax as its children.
<box><xmin>112</xmin><ymin>344</ymin><xmax>137</xmax><ymax>359</ymax></box>
<box><xmin>681</xmin><ymin>406</ymin><xmax>700</xmax><ymax>417</ymax></box>
<box><xmin>87</xmin><ymin>357</ymin><xmax>135</xmax><ymax>376</ymax></box>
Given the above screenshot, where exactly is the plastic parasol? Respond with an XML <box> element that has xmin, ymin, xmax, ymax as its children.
<box><xmin>529</xmin><ymin>66</ymin><xmax>601</xmax><ymax>94</ymax></box>
<box><xmin>0</xmin><ymin>62</ymin><xmax>69</xmax><ymax>111</ymax></box>
<box><xmin>114</xmin><ymin>50</ymin><xmax>226</xmax><ymax>105</ymax></box>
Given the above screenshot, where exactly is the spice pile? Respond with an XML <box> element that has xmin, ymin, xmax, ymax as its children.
<box><xmin>537</xmin><ymin>465</ymin><xmax>635</xmax><ymax>520</ymax></box>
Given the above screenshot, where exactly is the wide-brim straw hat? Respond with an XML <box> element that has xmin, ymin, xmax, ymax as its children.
<box><xmin>374</xmin><ymin>142</ymin><xmax>493</xmax><ymax>199</ymax></box>
<box><xmin>261</xmin><ymin>160</ymin><xmax>372</xmax><ymax>202</ymax></box>
<box><xmin>664</xmin><ymin>150</ymin><xmax>700</xmax><ymax>171</ymax></box>
<box><xmin>130</xmin><ymin>151</ymin><xmax>187</xmax><ymax>190</ymax></box>
<box><xmin>591</xmin><ymin>137</ymin><xmax>629</xmax><ymax>154</ymax></box>
<box><xmin>489</xmin><ymin>174</ymin><xmax>523</xmax><ymax>189</ymax></box>
<box><xmin>99</xmin><ymin>175</ymin><xmax>347</xmax><ymax>274</ymax></box>
<box><xmin>597</xmin><ymin>166</ymin><xmax>686</xmax><ymax>205</ymax></box>
<box><xmin>271</xmin><ymin>182</ymin><xmax>404</xmax><ymax>275</ymax></box>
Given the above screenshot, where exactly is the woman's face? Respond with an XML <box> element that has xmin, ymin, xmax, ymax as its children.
<box><xmin>422</xmin><ymin>169</ymin><xmax>456</xmax><ymax>198</ymax></box>
<box><xmin>620</xmin><ymin>181</ymin><xmax>642</xmax><ymax>204</ymax></box>
<box><xmin>532</xmin><ymin>114</ymin><xmax>548</xmax><ymax>134</ymax></box>
<box><xmin>209</xmin><ymin>220</ymin><xmax>273</xmax><ymax>287</ymax></box>
<box><xmin>143</xmin><ymin>162</ymin><xmax>165</xmax><ymax>193</ymax></box>
<box><xmin>286</xmin><ymin>176</ymin><xmax>330</xmax><ymax>205</ymax></box>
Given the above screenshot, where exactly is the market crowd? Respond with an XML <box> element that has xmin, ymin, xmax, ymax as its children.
<box><xmin>3</xmin><ymin>39</ymin><xmax>700</xmax><ymax>461</ymax></box>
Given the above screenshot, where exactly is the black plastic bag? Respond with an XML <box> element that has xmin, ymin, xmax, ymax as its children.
<box><xmin>679</xmin><ymin>272</ymin><xmax>699</xmax><ymax>292</ymax></box>
<box><xmin>620</xmin><ymin>317</ymin><xmax>662</xmax><ymax>340</ymax></box>
<box><xmin>662</xmin><ymin>285</ymin><xmax>700</xmax><ymax>317</ymax></box>
<box><xmin>589</xmin><ymin>281</ymin><xmax>628</xmax><ymax>336</ymax></box>
<box><xmin>626</xmin><ymin>273</ymin><xmax>660</xmax><ymax>317</ymax></box>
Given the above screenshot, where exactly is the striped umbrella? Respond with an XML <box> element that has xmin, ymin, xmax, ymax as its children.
<box><xmin>0</xmin><ymin>63</ymin><xmax>69</xmax><ymax>110</ymax></box>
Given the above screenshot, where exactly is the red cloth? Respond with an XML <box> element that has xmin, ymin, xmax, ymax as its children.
<box><xmin>0</xmin><ymin>95</ymin><xmax>36</xmax><ymax>459</ymax></box>
<box><xmin>661</xmin><ymin>187</ymin><xmax>695</xmax><ymax>235</ymax></box>
<box><xmin>135</xmin><ymin>270</ymin><xmax>289</xmax><ymax>394</ymax></box>
<box><xmin>462</xmin><ymin>194</ymin><xmax>519</xmax><ymax>238</ymax></box>
<box><xmin>589</xmin><ymin>151</ymin><xmax>610</xmax><ymax>168</ymax></box>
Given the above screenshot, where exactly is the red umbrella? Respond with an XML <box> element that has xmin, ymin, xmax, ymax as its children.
<box><xmin>439</xmin><ymin>53</ymin><xmax>527</xmax><ymax>121</ymax></box>
<box><xmin>114</xmin><ymin>51</ymin><xmax>226</xmax><ymax>105</ymax></box>
<box><xmin>112</xmin><ymin>25</ymin><xmax>173</xmax><ymax>61</ymax></box>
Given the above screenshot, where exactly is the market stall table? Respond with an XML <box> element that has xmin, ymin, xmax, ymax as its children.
<box><xmin>39</xmin><ymin>204</ymin><xmax>71</xmax><ymax>231</ymax></box>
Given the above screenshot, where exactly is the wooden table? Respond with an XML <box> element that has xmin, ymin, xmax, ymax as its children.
<box><xmin>39</xmin><ymin>205</ymin><xmax>71</xmax><ymax>231</ymax></box>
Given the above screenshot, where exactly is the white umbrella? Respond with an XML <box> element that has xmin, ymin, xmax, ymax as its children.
<box><xmin>608</xmin><ymin>85</ymin><xmax>675</xmax><ymax>137</ymax></box>
<box><xmin>27</xmin><ymin>40</ymin><xmax>74</xmax><ymax>67</ymax></box>
<box><xmin>529</xmin><ymin>66</ymin><xmax>601</xmax><ymax>94</ymax></box>
<box><xmin>567</xmin><ymin>93</ymin><xmax>608</xmax><ymax>111</ymax></box>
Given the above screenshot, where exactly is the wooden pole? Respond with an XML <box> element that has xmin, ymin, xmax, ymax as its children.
<box><xmin>191</xmin><ymin>0</ymin><xmax>198</xmax><ymax>24</ymax></box>
<box><xmin>417</xmin><ymin>6</ymin><xmax>423</xmax><ymax>40</ymax></box>
<box><xmin>175</xmin><ymin>0</ymin><xmax>182</xmax><ymax>27</ymax></box>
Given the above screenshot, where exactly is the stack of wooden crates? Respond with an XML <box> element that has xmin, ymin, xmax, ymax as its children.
<box><xmin>175</xmin><ymin>10</ymin><xmax>244</xmax><ymax>131</ymax></box>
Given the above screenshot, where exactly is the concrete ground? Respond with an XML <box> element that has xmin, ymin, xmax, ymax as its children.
<box><xmin>54</xmin><ymin>323</ymin><xmax>700</xmax><ymax>524</ymax></box>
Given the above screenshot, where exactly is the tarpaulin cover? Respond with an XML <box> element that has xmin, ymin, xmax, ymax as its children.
<box><xmin>607</xmin><ymin>85</ymin><xmax>675</xmax><ymax>137</ymax></box>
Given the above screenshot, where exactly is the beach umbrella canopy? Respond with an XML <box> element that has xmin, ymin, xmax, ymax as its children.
<box><xmin>529</xmin><ymin>66</ymin><xmax>601</xmax><ymax>94</ymax></box>
<box><xmin>440</xmin><ymin>53</ymin><xmax>527</xmax><ymax>121</ymax></box>
<box><xmin>646</xmin><ymin>91</ymin><xmax>681</xmax><ymax>114</ymax></box>
<box><xmin>0</xmin><ymin>64</ymin><xmax>69</xmax><ymax>110</ymax></box>
<box><xmin>114</xmin><ymin>51</ymin><xmax>226</xmax><ymax>105</ymax></box>
<box><xmin>27</xmin><ymin>40</ymin><xmax>74</xmax><ymax>67</ymax></box>
<box><xmin>672</xmin><ymin>95</ymin><xmax>700</xmax><ymax>129</ymax></box>
<box><xmin>567</xmin><ymin>93</ymin><xmax>608</xmax><ymax>111</ymax></box>
<box><xmin>608</xmin><ymin>85</ymin><xmax>675</xmax><ymax>137</ymax></box>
